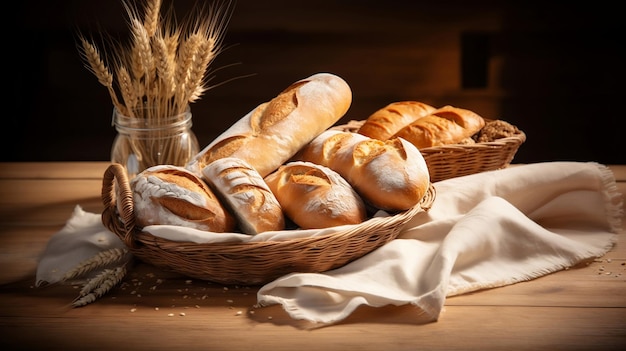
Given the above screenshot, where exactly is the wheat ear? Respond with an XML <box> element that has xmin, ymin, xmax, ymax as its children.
<box><xmin>116</xmin><ymin>66</ymin><xmax>138</xmax><ymax>114</ymax></box>
<box><xmin>78</xmin><ymin>37</ymin><xmax>125</xmax><ymax>113</ymax></box>
<box><xmin>174</xmin><ymin>33</ymin><xmax>201</xmax><ymax>95</ymax></box>
<box><xmin>185</xmin><ymin>37</ymin><xmax>216</xmax><ymax>104</ymax></box>
<box><xmin>152</xmin><ymin>34</ymin><xmax>176</xmax><ymax>107</ymax></box>
<box><xmin>72</xmin><ymin>266</ymin><xmax>128</xmax><ymax>308</ymax></box>
<box><xmin>61</xmin><ymin>248</ymin><xmax>131</xmax><ymax>282</ymax></box>
<box><xmin>179</xmin><ymin>1</ymin><xmax>230</xmax><ymax>105</ymax></box>
<box><xmin>130</xmin><ymin>17</ymin><xmax>155</xmax><ymax>106</ymax></box>
<box><xmin>142</xmin><ymin>0</ymin><xmax>162</xmax><ymax>37</ymax></box>
<box><xmin>164</xmin><ymin>29</ymin><xmax>180</xmax><ymax>58</ymax></box>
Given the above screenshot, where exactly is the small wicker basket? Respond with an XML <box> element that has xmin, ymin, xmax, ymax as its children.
<box><xmin>101</xmin><ymin>163</ymin><xmax>436</xmax><ymax>285</ymax></box>
<box><xmin>335</xmin><ymin>120</ymin><xmax>526</xmax><ymax>183</ymax></box>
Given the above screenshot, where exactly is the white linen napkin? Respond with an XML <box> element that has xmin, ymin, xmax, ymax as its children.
<box><xmin>255</xmin><ymin>161</ymin><xmax>622</xmax><ymax>324</ymax></box>
<box><xmin>35</xmin><ymin>206</ymin><xmax>129</xmax><ymax>286</ymax></box>
<box><xmin>35</xmin><ymin>162</ymin><xmax>622</xmax><ymax>324</ymax></box>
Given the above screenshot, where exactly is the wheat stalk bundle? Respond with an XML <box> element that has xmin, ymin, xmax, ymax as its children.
<box><xmin>78</xmin><ymin>0</ymin><xmax>232</xmax><ymax>168</ymax></box>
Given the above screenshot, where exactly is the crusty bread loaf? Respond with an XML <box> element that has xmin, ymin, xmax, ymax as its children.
<box><xmin>264</xmin><ymin>161</ymin><xmax>367</xmax><ymax>229</ymax></box>
<box><xmin>186</xmin><ymin>73</ymin><xmax>352</xmax><ymax>178</ymax></box>
<box><xmin>130</xmin><ymin>165</ymin><xmax>236</xmax><ymax>232</ymax></box>
<box><xmin>392</xmin><ymin>105</ymin><xmax>485</xmax><ymax>148</ymax></box>
<box><xmin>202</xmin><ymin>157</ymin><xmax>285</xmax><ymax>235</ymax></box>
<box><xmin>294</xmin><ymin>130</ymin><xmax>430</xmax><ymax>211</ymax></box>
<box><xmin>357</xmin><ymin>101</ymin><xmax>436</xmax><ymax>140</ymax></box>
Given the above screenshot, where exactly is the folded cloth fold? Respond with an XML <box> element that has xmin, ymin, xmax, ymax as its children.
<box><xmin>256</xmin><ymin>162</ymin><xmax>623</xmax><ymax>324</ymax></box>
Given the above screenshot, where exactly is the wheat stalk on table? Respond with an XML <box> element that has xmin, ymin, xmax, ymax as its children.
<box><xmin>72</xmin><ymin>266</ymin><xmax>130</xmax><ymax>308</ymax></box>
<box><xmin>62</xmin><ymin>248</ymin><xmax>131</xmax><ymax>281</ymax></box>
<box><xmin>57</xmin><ymin>248</ymin><xmax>133</xmax><ymax>308</ymax></box>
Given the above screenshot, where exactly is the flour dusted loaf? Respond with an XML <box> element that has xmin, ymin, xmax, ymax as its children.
<box><xmin>357</xmin><ymin>101</ymin><xmax>436</xmax><ymax>140</ymax></box>
<box><xmin>187</xmin><ymin>73</ymin><xmax>352</xmax><ymax>178</ymax></box>
<box><xmin>264</xmin><ymin>161</ymin><xmax>367</xmax><ymax>229</ymax></box>
<box><xmin>130</xmin><ymin>165</ymin><xmax>236</xmax><ymax>232</ymax></box>
<box><xmin>202</xmin><ymin>157</ymin><xmax>285</xmax><ymax>235</ymax></box>
<box><xmin>294</xmin><ymin>130</ymin><xmax>430</xmax><ymax>211</ymax></box>
<box><xmin>392</xmin><ymin>105</ymin><xmax>485</xmax><ymax>148</ymax></box>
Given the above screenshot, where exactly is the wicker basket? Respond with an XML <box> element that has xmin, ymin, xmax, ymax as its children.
<box><xmin>101</xmin><ymin>163</ymin><xmax>436</xmax><ymax>285</ymax></box>
<box><xmin>335</xmin><ymin>120</ymin><xmax>526</xmax><ymax>183</ymax></box>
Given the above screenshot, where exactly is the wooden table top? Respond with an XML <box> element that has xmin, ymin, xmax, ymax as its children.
<box><xmin>1</xmin><ymin>162</ymin><xmax>624</xmax><ymax>351</ymax></box>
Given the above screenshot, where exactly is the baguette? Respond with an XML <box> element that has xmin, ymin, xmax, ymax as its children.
<box><xmin>294</xmin><ymin>130</ymin><xmax>430</xmax><ymax>211</ymax></box>
<box><xmin>186</xmin><ymin>73</ymin><xmax>352</xmax><ymax>178</ymax></box>
<box><xmin>357</xmin><ymin>101</ymin><xmax>436</xmax><ymax>140</ymax></box>
<box><xmin>130</xmin><ymin>165</ymin><xmax>236</xmax><ymax>232</ymax></box>
<box><xmin>392</xmin><ymin>105</ymin><xmax>485</xmax><ymax>148</ymax></box>
<box><xmin>264</xmin><ymin>161</ymin><xmax>367</xmax><ymax>229</ymax></box>
<box><xmin>202</xmin><ymin>157</ymin><xmax>285</xmax><ymax>235</ymax></box>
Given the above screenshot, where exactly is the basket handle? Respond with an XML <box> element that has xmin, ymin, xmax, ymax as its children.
<box><xmin>101</xmin><ymin>163</ymin><xmax>138</xmax><ymax>249</ymax></box>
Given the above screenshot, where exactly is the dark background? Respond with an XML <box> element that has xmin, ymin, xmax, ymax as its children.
<box><xmin>5</xmin><ymin>0</ymin><xmax>625</xmax><ymax>164</ymax></box>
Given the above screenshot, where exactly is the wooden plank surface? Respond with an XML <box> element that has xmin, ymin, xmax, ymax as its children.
<box><xmin>0</xmin><ymin>162</ymin><xmax>624</xmax><ymax>351</ymax></box>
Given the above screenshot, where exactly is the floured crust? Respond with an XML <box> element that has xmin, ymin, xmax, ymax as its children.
<box><xmin>130</xmin><ymin>165</ymin><xmax>235</xmax><ymax>232</ymax></box>
<box><xmin>264</xmin><ymin>161</ymin><xmax>367</xmax><ymax>229</ymax></box>
<box><xmin>253</xmin><ymin>84</ymin><xmax>301</xmax><ymax>129</ymax></box>
<box><xmin>295</xmin><ymin>130</ymin><xmax>430</xmax><ymax>211</ymax></box>
<box><xmin>202</xmin><ymin>158</ymin><xmax>285</xmax><ymax>235</ymax></box>
<box><xmin>186</xmin><ymin>73</ymin><xmax>352</xmax><ymax>177</ymax></box>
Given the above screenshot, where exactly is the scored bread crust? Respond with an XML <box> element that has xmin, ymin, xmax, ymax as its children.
<box><xmin>186</xmin><ymin>72</ymin><xmax>353</xmax><ymax>178</ymax></box>
<box><xmin>264</xmin><ymin>161</ymin><xmax>367</xmax><ymax>229</ymax></box>
<box><xmin>392</xmin><ymin>105</ymin><xmax>486</xmax><ymax>148</ymax></box>
<box><xmin>202</xmin><ymin>157</ymin><xmax>285</xmax><ymax>235</ymax></box>
<box><xmin>294</xmin><ymin>130</ymin><xmax>430</xmax><ymax>211</ymax></box>
<box><xmin>357</xmin><ymin>101</ymin><xmax>436</xmax><ymax>140</ymax></box>
<box><xmin>130</xmin><ymin>165</ymin><xmax>236</xmax><ymax>232</ymax></box>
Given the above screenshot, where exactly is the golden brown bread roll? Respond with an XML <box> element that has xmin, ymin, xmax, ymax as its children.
<box><xmin>130</xmin><ymin>165</ymin><xmax>236</xmax><ymax>232</ymax></box>
<box><xmin>186</xmin><ymin>73</ymin><xmax>352</xmax><ymax>178</ymax></box>
<box><xmin>392</xmin><ymin>105</ymin><xmax>485</xmax><ymax>148</ymax></box>
<box><xmin>202</xmin><ymin>157</ymin><xmax>285</xmax><ymax>235</ymax></box>
<box><xmin>357</xmin><ymin>101</ymin><xmax>436</xmax><ymax>140</ymax></box>
<box><xmin>264</xmin><ymin>161</ymin><xmax>367</xmax><ymax>229</ymax></box>
<box><xmin>294</xmin><ymin>130</ymin><xmax>430</xmax><ymax>211</ymax></box>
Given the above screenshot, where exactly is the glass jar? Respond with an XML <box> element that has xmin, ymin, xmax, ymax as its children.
<box><xmin>111</xmin><ymin>106</ymin><xmax>200</xmax><ymax>178</ymax></box>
